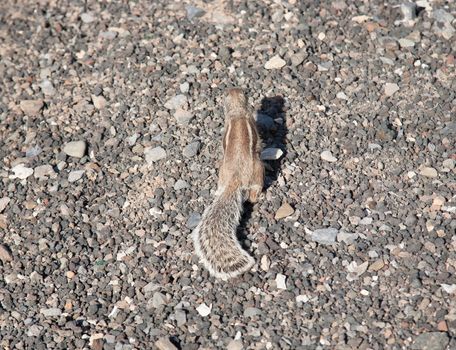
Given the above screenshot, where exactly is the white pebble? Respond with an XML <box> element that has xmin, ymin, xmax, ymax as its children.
<box><xmin>359</xmin><ymin>217</ymin><xmax>373</xmax><ymax>225</ymax></box>
<box><xmin>441</xmin><ymin>284</ymin><xmax>456</xmax><ymax>294</ymax></box>
<box><xmin>11</xmin><ymin>164</ymin><xmax>34</xmax><ymax>179</ymax></box>
<box><xmin>261</xmin><ymin>148</ymin><xmax>283</xmax><ymax>160</ymax></box>
<box><xmin>196</xmin><ymin>302</ymin><xmax>212</xmax><ymax>317</ymax></box>
<box><xmin>164</xmin><ymin>94</ymin><xmax>187</xmax><ymax>110</ymax></box>
<box><xmin>296</xmin><ymin>295</ymin><xmax>309</xmax><ymax>303</ymax></box>
<box><xmin>227</xmin><ymin>340</ymin><xmax>243</xmax><ymax>350</ymax></box>
<box><xmin>275</xmin><ymin>273</ymin><xmax>287</xmax><ymax>290</ymax></box>
<box><xmin>346</xmin><ymin>261</ymin><xmax>369</xmax><ymax>280</ymax></box>
<box><xmin>34</xmin><ymin>165</ymin><xmax>56</xmax><ymax>180</ymax></box>
<box><xmin>40</xmin><ymin>79</ymin><xmax>56</xmax><ymax>96</ymax></box>
<box><xmin>443</xmin><ymin>159</ymin><xmax>454</xmax><ymax>170</ymax></box>
<box><xmin>336</xmin><ymin>92</ymin><xmax>348</xmax><ymax>100</ymax></box>
<box><xmin>407</xmin><ymin>171</ymin><xmax>416</xmax><ymax>179</ymax></box>
<box><xmin>92</xmin><ymin>94</ymin><xmax>107</xmax><ymax>109</ymax></box>
<box><xmin>384</xmin><ymin>83</ymin><xmax>400</xmax><ymax>97</ymax></box>
<box><xmin>81</xmin><ymin>12</ymin><xmax>96</xmax><ymax>23</ymax></box>
<box><xmin>180</xmin><ymin>82</ymin><xmax>190</xmax><ymax>93</ymax></box>
<box><xmin>40</xmin><ymin>308</ymin><xmax>62</xmax><ymax>317</ymax></box>
<box><xmin>320</xmin><ymin>150</ymin><xmax>337</xmax><ymax>162</ymax></box>
<box><xmin>144</xmin><ymin>146</ymin><xmax>167</xmax><ymax>164</ymax></box>
<box><xmin>420</xmin><ymin>167</ymin><xmax>438</xmax><ymax>178</ymax></box>
<box><xmin>264</xmin><ymin>55</ymin><xmax>286</xmax><ymax>70</ymax></box>
<box><xmin>68</xmin><ymin>170</ymin><xmax>85</xmax><ymax>183</ymax></box>
<box><xmin>260</xmin><ymin>255</ymin><xmax>270</xmax><ymax>272</ymax></box>
<box><xmin>63</xmin><ymin>141</ymin><xmax>87</xmax><ymax>158</ymax></box>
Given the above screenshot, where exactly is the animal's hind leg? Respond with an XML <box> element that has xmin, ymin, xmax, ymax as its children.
<box><xmin>248</xmin><ymin>160</ymin><xmax>264</xmax><ymax>203</ymax></box>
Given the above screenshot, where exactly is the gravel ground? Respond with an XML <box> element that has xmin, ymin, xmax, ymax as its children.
<box><xmin>1</xmin><ymin>0</ymin><xmax>455</xmax><ymax>349</ymax></box>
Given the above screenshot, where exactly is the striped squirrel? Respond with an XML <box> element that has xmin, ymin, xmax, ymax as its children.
<box><xmin>192</xmin><ymin>88</ymin><xmax>264</xmax><ymax>279</ymax></box>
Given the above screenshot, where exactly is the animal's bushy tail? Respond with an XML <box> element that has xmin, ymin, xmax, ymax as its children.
<box><xmin>192</xmin><ymin>188</ymin><xmax>254</xmax><ymax>279</ymax></box>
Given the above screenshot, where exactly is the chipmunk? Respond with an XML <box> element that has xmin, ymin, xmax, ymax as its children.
<box><xmin>192</xmin><ymin>88</ymin><xmax>264</xmax><ymax>279</ymax></box>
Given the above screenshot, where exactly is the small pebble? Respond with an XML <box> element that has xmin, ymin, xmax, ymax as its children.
<box><xmin>311</xmin><ymin>228</ymin><xmax>338</xmax><ymax>245</ymax></box>
<box><xmin>227</xmin><ymin>340</ymin><xmax>243</xmax><ymax>350</ymax></box>
<box><xmin>174</xmin><ymin>179</ymin><xmax>189</xmax><ymax>191</ymax></box>
<box><xmin>432</xmin><ymin>9</ymin><xmax>454</xmax><ymax>23</ymax></box>
<box><xmin>359</xmin><ymin>217</ymin><xmax>373</xmax><ymax>225</ymax></box>
<box><xmin>243</xmin><ymin>307</ymin><xmax>262</xmax><ymax>317</ymax></box>
<box><xmin>187</xmin><ymin>213</ymin><xmax>201</xmax><ymax>229</ymax></box>
<box><xmin>369</xmin><ymin>259</ymin><xmax>385</xmax><ymax>272</ymax></box>
<box><xmin>0</xmin><ymin>244</ymin><xmax>13</xmax><ymax>262</ymax></box>
<box><xmin>296</xmin><ymin>295</ymin><xmax>310</xmax><ymax>303</ymax></box>
<box><xmin>27</xmin><ymin>325</ymin><xmax>43</xmax><ymax>337</ymax></box>
<box><xmin>276</xmin><ymin>273</ymin><xmax>287</xmax><ymax>290</ymax></box>
<box><xmin>40</xmin><ymin>79</ymin><xmax>56</xmax><ymax>96</ymax></box>
<box><xmin>420</xmin><ymin>167</ymin><xmax>438</xmax><ymax>178</ymax></box>
<box><xmin>34</xmin><ymin>165</ymin><xmax>55</xmax><ymax>180</ymax></box>
<box><xmin>144</xmin><ymin>146</ymin><xmax>167</xmax><ymax>164</ymax></box>
<box><xmin>320</xmin><ymin>150</ymin><xmax>337</xmax><ymax>162</ymax></box>
<box><xmin>384</xmin><ymin>83</ymin><xmax>400</xmax><ymax>97</ymax></box>
<box><xmin>152</xmin><ymin>292</ymin><xmax>167</xmax><ymax>308</ymax></box>
<box><xmin>63</xmin><ymin>141</ymin><xmax>87</xmax><ymax>158</ymax></box>
<box><xmin>40</xmin><ymin>308</ymin><xmax>62</xmax><ymax>317</ymax></box>
<box><xmin>196</xmin><ymin>302</ymin><xmax>212</xmax><ymax>317</ymax></box>
<box><xmin>11</xmin><ymin>164</ymin><xmax>34</xmax><ymax>179</ymax></box>
<box><xmin>346</xmin><ymin>261</ymin><xmax>369</xmax><ymax>281</ymax></box>
<box><xmin>441</xmin><ymin>284</ymin><xmax>456</xmax><ymax>294</ymax></box>
<box><xmin>275</xmin><ymin>202</ymin><xmax>294</xmax><ymax>220</ymax></box>
<box><xmin>437</xmin><ymin>320</ymin><xmax>448</xmax><ymax>332</ymax></box>
<box><xmin>442</xmin><ymin>159</ymin><xmax>454</xmax><ymax>170</ymax></box>
<box><xmin>0</xmin><ymin>197</ymin><xmax>10</xmax><ymax>213</ymax></box>
<box><xmin>25</xmin><ymin>145</ymin><xmax>42</xmax><ymax>158</ymax></box>
<box><xmin>20</xmin><ymin>100</ymin><xmax>43</xmax><ymax>115</ymax></box>
<box><xmin>264</xmin><ymin>55</ymin><xmax>286</xmax><ymax>69</ymax></box>
<box><xmin>401</xmin><ymin>2</ymin><xmax>417</xmax><ymax>21</ymax></box>
<box><xmin>186</xmin><ymin>5</ymin><xmax>205</xmax><ymax>20</ymax></box>
<box><xmin>336</xmin><ymin>92</ymin><xmax>348</xmax><ymax>100</ymax></box>
<box><xmin>92</xmin><ymin>94</ymin><xmax>107</xmax><ymax>109</ymax></box>
<box><xmin>352</xmin><ymin>15</ymin><xmax>371</xmax><ymax>23</ymax></box>
<box><xmin>180</xmin><ymin>82</ymin><xmax>190</xmax><ymax>93</ymax></box>
<box><xmin>81</xmin><ymin>12</ymin><xmax>96</xmax><ymax>23</ymax></box>
<box><xmin>68</xmin><ymin>170</ymin><xmax>85</xmax><ymax>183</ymax></box>
<box><xmin>290</xmin><ymin>52</ymin><xmax>306</xmax><ymax>67</ymax></box>
<box><xmin>260</xmin><ymin>255</ymin><xmax>270</xmax><ymax>271</ymax></box>
<box><xmin>183</xmin><ymin>141</ymin><xmax>200</xmax><ymax>158</ymax></box>
<box><xmin>337</xmin><ymin>231</ymin><xmax>359</xmax><ymax>244</ymax></box>
<box><xmin>332</xmin><ymin>1</ymin><xmax>347</xmax><ymax>11</ymax></box>
<box><xmin>99</xmin><ymin>31</ymin><xmax>117</xmax><ymax>40</ymax></box>
<box><xmin>174</xmin><ymin>109</ymin><xmax>193</xmax><ymax>126</ymax></box>
<box><xmin>175</xmin><ymin>309</ymin><xmax>187</xmax><ymax>327</ymax></box>
<box><xmin>165</xmin><ymin>94</ymin><xmax>187</xmax><ymax>110</ymax></box>
<box><xmin>399</xmin><ymin>38</ymin><xmax>415</xmax><ymax>48</ymax></box>
<box><xmin>126</xmin><ymin>133</ymin><xmax>139</xmax><ymax>146</ymax></box>
<box><xmin>261</xmin><ymin>148</ymin><xmax>283</xmax><ymax>160</ymax></box>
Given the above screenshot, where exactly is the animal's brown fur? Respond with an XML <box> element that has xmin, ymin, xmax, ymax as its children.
<box><xmin>192</xmin><ymin>88</ymin><xmax>264</xmax><ymax>279</ymax></box>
